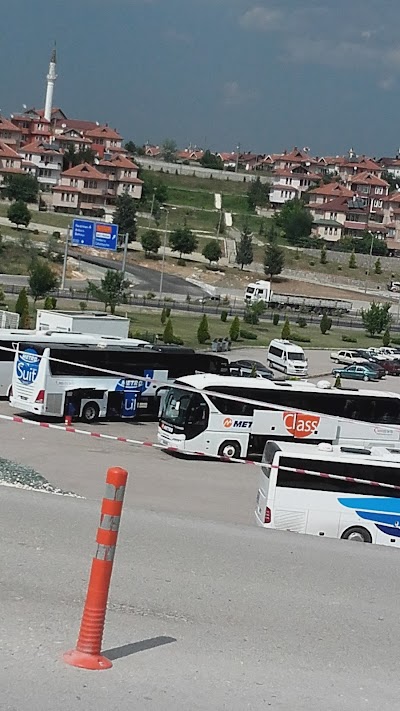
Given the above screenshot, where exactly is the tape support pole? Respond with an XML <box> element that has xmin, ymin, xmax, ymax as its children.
<box><xmin>63</xmin><ymin>466</ymin><xmax>128</xmax><ymax>670</ymax></box>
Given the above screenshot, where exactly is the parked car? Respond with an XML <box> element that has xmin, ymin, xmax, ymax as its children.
<box><xmin>379</xmin><ymin>359</ymin><xmax>400</xmax><ymax>376</ymax></box>
<box><xmin>332</xmin><ymin>364</ymin><xmax>381</xmax><ymax>382</ymax></box>
<box><xmin>330</xmin><ymin>350</ymin><xmax>369</xmax><ymax>365</ymax></box>
<box><xmin>229</xmin><ymin>359</ymin><xmax>274</xmax><ymax>379</ymax></box>
<box><xmin>366</xmin><ymin>359</ymin><xmax>387</xmax><ymax>378</ymax></box>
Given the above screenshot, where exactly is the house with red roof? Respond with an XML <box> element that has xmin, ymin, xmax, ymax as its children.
<box><xmin>97</xmin><ymin>153</ymin><xmax>143</xmax><ymax>201</ymax></box>
<box><xmin>83</xmin><ymin>124</ymin><xmax>123</xmax><ymax>158</ymax></box>
<box><xmin>346</xmin><ymin>171</ymin><xmax>389</xmax><ymax>211</ymax></box>
<box><xmin>0</xmin><ymin>141</ymin><xmax>24</xmax><ymax>190</ymax></box>
<box><xmin>55</xmin><ymin>128</ymin><xmax>93</xmax><ymax>154</ymax></box>
<box><xmin>0</xmin><ymin>116</ymin><xmax>22</xmax><ymax>149</ymax></box>
<box><xmin>52</xmin><ymin>163</ymin><xmax>109</xmax><ymax>215</ymax></box>
<box><xmin>176</xmin><ymin>148</ymin><xmax>204</xmax><ymax>163</ymax></box>
<box><xmin>10</xmin><ymin>109</ymin><xmax>52</xmax><ymax>145</ymax></box>
<box><xmin>269</xmin><ymin>165</ymin><xmax>321</xmax><ymax>207</ymax></box>
<box><xmin>273</xmin><ymin>147</ymin><xmax>317</xmax><ymax>172</ymax></box>
<box><xmin>306</xmin><ymin>182</ymin><xmax>355</xmax><ymax>205</ymax></box>
<box><xmin>19</xmin><ymin>141</ymin><xmax>63</xmax><ymax>191</ymax></box>
<box><xmin>144</xmin><ymin>144</ymin><xmax>161</xmax><ymax>158</ymax></box>
<box><xmin>309</xmin><ymin>193</ymin><xmax>387</xmax><ymax>242</ymax></box>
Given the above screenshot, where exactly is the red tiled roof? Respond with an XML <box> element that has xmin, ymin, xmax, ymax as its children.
<box><xmin>350</xmin><ymin>171</ymin><xmax>389</xmax><ymax>187</ymax></box>
<box><xmin>309</xmin><ymin>196</ymin><xmax>349</xmax><ymax>212</ymax></box>
<box><xmin>388</xmin><ymin>191</ymin><xmax>400</xmax><ymax>203</ymax></box>
<box><xmin>98</xmin><ymin>154</ymin><xmax>139</xmax><ymax>170</ymax></box>
<box><xmin>19</xmin><ymin>141</ymin><xmax>61</xmax><ymax>156</ymax></box>
<box><xmin>308</xmin><ymin>182</ymin><xmax>354</xmax><ymax>197</ymax></box>
<box><xmin>85</xmin><ymin>125</ymin><xmax>122</xmax><ymax>140</ymax></box>
<box><xmin>62</xmin><ymin>162</ymin><xmax>106</xmax><ymax>180</ymax></box>
<box><xmin>0</xmin><ymin>140</ymin><xmax>21</xmax><ymax>158</ymax></box>
<box><xmin>56</xmin><ymin>118</ymin><xmax>99</xmax><ymax>132</ymax></box>
<box><xmin>0</xmin><ymin>115</ymin><xmax>21</xmax><ymax>132</ymax></box>
<box><xmin>345</xmin><ymin>158</ymin><xmax>381</xmax><ymax>171</ymax></box>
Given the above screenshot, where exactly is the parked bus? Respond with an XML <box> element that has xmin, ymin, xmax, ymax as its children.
<box><xmin>255</xmin><ymin>440</ymin><xmax>400</xmax><ymax>546</ymax></box>
<box><xmin>0</xmin><ymin>329</ymin><xmax>149</xmax><ymax>398</ymax></box>
<box><xmin>158</xmin><ymin>375</ymin><xmax>400</xmax><ymax>458</ymax></box>
<box><xmin>10</xmin><ymin>343</ymin><xmax>229</xmax><ymax>422</ymax></box>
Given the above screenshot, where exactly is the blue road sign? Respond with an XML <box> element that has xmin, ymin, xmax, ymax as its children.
<box><xmin>93</xmin><ymin>222</ymin><xmax>118</xmax><ymax>251</ymax></box>
<box><xmin>71</xmin><ymin>219</ymin><xmax>118</xmax><ymax>251</ymax></box>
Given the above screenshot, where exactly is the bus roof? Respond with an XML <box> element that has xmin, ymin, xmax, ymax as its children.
<box><xmin>0</xmin><ymin>329</ymin><xmax>148</xmax><ymax>346</ymax></box>
<box><xmin>174</xmin><ymin>374</ymin><xmax>400</xmax><ymax>400</ymax></box>
<box><xmin>265</xmin><ymin>441</ymin><xmax>400</xmax><ymax>465</ymax></box>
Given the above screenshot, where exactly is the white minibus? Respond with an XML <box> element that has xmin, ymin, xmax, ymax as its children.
<box><xmin>266</xmin><ymin>339</ymin><xmax>308</xmax><ymax>377</ymax></box>
<box><xmin>255</xmin><ymin>441</ymin><xmax>400</xmax><ymax>546</ymax></box>
<box><xmin>158</xmin><ymin>374</ymin><xmax>400</xmax><ymax>458</ymax></box>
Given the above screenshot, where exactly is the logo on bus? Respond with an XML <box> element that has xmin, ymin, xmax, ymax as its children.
<box><xmin>283</xmin><ymin>411</ymin><xmax>320</xmax><ymax>438</ymax></box>
<box><xmin>223</xmin><ymin>417</ymin><xmax>251</xmax><ymax>429</ymax></box>
<box><xmin>16</xmin><ymin>348</ymin><xmax>40</xmax><ymax>385</ymax></box>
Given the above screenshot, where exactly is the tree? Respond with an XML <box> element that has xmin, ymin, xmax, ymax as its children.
<box><xmin>163</xmin><ymin>318</ymin><xmax>174</xmax><ymax>344</ymax></box>
<box><xmin>320</xmin><ymin>244</ymin><xmax>328</xmax><ymax>264</ymax></box>
<box><xmin>382</xmin><ymin>329</ymin><xmax>391</xmax><ymax>346</ymax></box>
<box><xmin>236</xmin><ymin>227</ymin><xmax>253</xmax><ymax>269</ymax></box>
<box><xmin>361</xmin><ymin>302</ymin><xmax>391</xmax><ymax>336</ymax></box>
<box><xmin>15</xmin><ymin>287</ymin><xmax>29</xmax><ymax>317</ymax></box>
<box><xmin>161</xmin><ymin>307</ymin><xmax>167</xmax><ymax>325</ymax></box>
<box><xmin>19</xmin><ymin>308</ymin><xmax>31</xmax><ymax>329</ymax></box>
<box><xmin>62</xmin><ymin>146</ymin><xmax>96</xmax><ymax>170</ymax></box>
<box><xmin>8</xmin><ymin>200</ymin><xmax>31</xmax><ymax>228</ymax></box>
<box><xmin>202</xmin><ymin>240</ymin><xmax>222</xmax><ymax>265</ymax></box>
<box><xmin>4</xmin><ymin>174</ymin><xmax>39</xmax><ymax>203</ymax></box>
<box><xmin>281</xmin><ymin>317</ymin><xmax>291</xmax><ymax>339</ymax></box>
<box><xmin>275</xmin><ymin>198</ymin><xmax>313</xmax><ymax>246</ymax></box>
<box><xmin>124</xmin><ymin>140</ymin><xmax>137</xmax><ymax>155</ymax></box>
<box><xmin>229</xmin><ymin>316</ymin><xmax>240</xmax><ymax>341</ymax></box>
<box><xmin>44</xmin><ymin>295</ymin><xmax>54</xmax><ymax>310</ymax></box>
<box><xmin>88</xmin><ymin>269</ymin><xmax>128</xmax><ymax>314</ymax></box>
<box><xmin>244</xmin><ymin>302</ymin><xmax>265</xmax><ymax>325</ymax></box>
<box><xmin>374</xmin><ymin>258</ymin><xmax>382</xmax><ymax>275</ymax></box>
<box><xmin>161</xmin><ymin>138</ymin><xmax>178</xmax><ymax>162</ymax></box>
<box><xmin>197</xmin><ymin>314</ymin><xmax>210</xmax><ymax>344</ymax></box>
<box><xmin>264</xmin><ymin>242</ymin><xmax>285</xmax><ymax>280</ymax></box>
<box><xmin>247</xmin><ymin>177</ymin><xmax>270</xmax><ymax>211</ymax></box>
<box><xmin>320</xmin><ymin>312</ymin><xmax>332</xmax><ymax>335</ymax></box>
<box><xmin>199</xmin><ymin>150</ymin><xmax>223</xmax><ymax>170</ymax></box>
<box><xmin>265</xmin><ymin>223</ymin><xmax>280</xmax><ymax>244</ymax></box>
<box><xmin>29</xmin><ymin>262</ymin><xmax>59</xmax><ymax>303</ymax></box>
<box><xmin>139</xmin><ymin>170</ymin><xmax>168</xmax><ymax>207</ymax></box>
<box><xmin>348</xmin><ymin>250</ymin><xmax>357</xmax><ymax>269</ymax></box>
<box><xmin>169</xmin><ymin>227</ymin><xmax>198</xmax><ymax>258</ymax></box>
<box><xmin>45</xmin><ymin>233</ymin><xmax>59</xmax><ymax>259</ymax></box>
<box><xmin>113</xmin><ymin>193</ymin><xmax>137</xmax><ymax>243</ymax></box>
<box><xmin>381</xmin><ymin>170</ymin><xmax>398</xmax><ymax>193</ymax></box>
<box><xmin>141</xmin><ymin>230</ymin><xmax>161</xmax><ymax>256</ymax></box>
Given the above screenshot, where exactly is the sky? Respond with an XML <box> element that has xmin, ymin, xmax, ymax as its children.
<box><xmin>3</xmin><ymin>0</ymin><xmax>400</xmax><ymax>157</ymax></box>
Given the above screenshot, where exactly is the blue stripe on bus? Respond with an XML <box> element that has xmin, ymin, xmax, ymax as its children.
<box><xmin>375</xmin><ymin>524</ymin><xmax>400</xmax><ymax>538</ymax></box>
<box><xmin>338</xmin><ymin>497</ymin><xmax>400</xmax><ymax>514</ymax></box>
<box><xmin>355</xmin><ymin>510</ymin><xmax>400</xmax><ymax>528</ymax></box>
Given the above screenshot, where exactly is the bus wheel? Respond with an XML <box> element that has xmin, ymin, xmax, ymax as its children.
<box><xmin>218</xmin><ymin>440</ymin><xmax>241</xmax><ymax>460</ymax></box>
<box><xmin>81</xmin><ymin>402</ymin><xmax>100</xmax><ymax>423</ymax></box>
<box><xmin>341</xmin><ymin>526</ymin><xmax>372</xmax><ymax>543</ymax></box>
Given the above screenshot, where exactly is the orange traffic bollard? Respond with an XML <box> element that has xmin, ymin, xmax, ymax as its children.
<box><xmin>63</xmin><ymin>466</ymin><xmax>128</xmax><ymax>670</ymax></box>
<box><xmin>64</xmin><ymin>415</ymin><xmax>72</xmax><ymax>427</ymax></box>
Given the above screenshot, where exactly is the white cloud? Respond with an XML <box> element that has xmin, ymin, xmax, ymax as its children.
<box><xmin>239</xmin><ymin>6</ymin><xmax>282</xmax><ymax>31</ymax></box>
<box><xmin>379</xmin><ymin>77</ymin><xmax>396</xmax><ymax>91</ymax></box>
<box><xmin>222</xmin><ymin>80</ymin><xmax>259</xmax><ymax>106</ymax></box>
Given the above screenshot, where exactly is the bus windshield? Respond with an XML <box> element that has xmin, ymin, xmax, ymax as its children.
<box><xmin>163</xmin><ymin>388</ymin><xmax>196</xmax><ymax>426</ymax></box>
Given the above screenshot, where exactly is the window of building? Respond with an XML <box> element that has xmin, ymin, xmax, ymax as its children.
<box><xmin>375</xmin><ymin>187</ymin><xmax>383</xmax><ymax>195</ymax></box>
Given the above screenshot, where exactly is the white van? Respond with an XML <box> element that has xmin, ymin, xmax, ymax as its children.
<box><xmin>266</xmin><ymin>339</ymin><xmax>308</xmax><ymax>377</ymax></box>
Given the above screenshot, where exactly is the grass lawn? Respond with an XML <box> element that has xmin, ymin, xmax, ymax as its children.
<box><xmin>123</xmin><ymin>308</ymin><xmax>387</xmax><ymax>350</ymax></box>
<box><xmin>0</xmin><ymin>201</ymin><xmax>70</xmax><ymax>229</ymax></box>
<box><xmin>141</xmin><ymin>169</ymin><xmax>252</xmax><ymax>195</ymax></box>
<box><xmin>0</xmin><ymin>243</ymin><xmax>38</xmax><ymax>275</ymax></box>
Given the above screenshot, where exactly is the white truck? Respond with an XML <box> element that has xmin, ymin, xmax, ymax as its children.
<box><xmin>244</xmin><ymin>280</ymin><xmax>352</xmax><ymax>315</ymax></box>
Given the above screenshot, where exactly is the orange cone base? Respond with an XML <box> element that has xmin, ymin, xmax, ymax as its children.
<box><xmin>63</xmin><ymin>649</ymin><xmax>113</xmax><ymax>670</ymax></box>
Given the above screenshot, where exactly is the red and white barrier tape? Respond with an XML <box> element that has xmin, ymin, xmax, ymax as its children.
<box><xmin>1</xmin><ymin>412</ymin><xmax>400</xmax><ymax>492</ymax></box>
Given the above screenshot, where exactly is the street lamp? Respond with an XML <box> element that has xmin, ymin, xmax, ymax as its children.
<box><xmin>363</xmin><ymin>230</ymin><xmax>378</xmax><ymax>294</ymax></box>
<box><xmin>159</xmin><ymin>206</ymin><xmax>176</xmax><ymax>298</ymax></box>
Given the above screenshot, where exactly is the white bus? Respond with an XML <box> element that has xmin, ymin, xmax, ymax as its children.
<box><xmin>0</xmin><ymin>329</ymin><xmax>149</xmax><ymax>398</ymax></box>
<box><xmin>10</xmin><ymin>343</ymin><xmax>230</xmax><ymax>422</ymax></box>
<box><xmin>255</xmin><ymin>441</ymin><xmax>400</xmax><ymax>546</ymax></box>
<box><xmin>158</xmin><ymin>374</ymin><xmax>400</xmax><ymax>458</ymax></box>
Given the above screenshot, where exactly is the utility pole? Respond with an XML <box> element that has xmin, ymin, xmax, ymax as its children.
<box><xmin>159</xmin><ymin>209</ymin><xmax>169</xmax><ymax>299</ymax></box>
<box><xmin>61</xmin><ymin>224</ymin><xmax>70</xmax><ymax>290</ymax></box>
<box><xmin>235</xmin><ymin>142</ymin><xmax>240</xmax><ymax>173</ymax></box>
<box><xmin>121</xmin><ymin>232</ymin><xmax>129</xmax><ymax>280</ymax></box>
<box><xmin>363</xmin><ymin>231</ymin><xmax>376</xmax><ymax>294</ymax></box>
<box><xmin>148</xmin><ymin>188</ymin><xmax>156</xmax><ymax>227</ymax></box>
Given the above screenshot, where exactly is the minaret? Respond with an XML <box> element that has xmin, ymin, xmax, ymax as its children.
<box><xmin>44</xmin><ymin>45</ymin><xmax>57</xmax><ymax>122</ymax></box>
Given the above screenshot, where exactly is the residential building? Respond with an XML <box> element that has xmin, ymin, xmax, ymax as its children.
<box><xmin>379</xmin><ymin>155</ymin><xmax>400</xmax><ymax>179</ymax></box>
<box><xmin>84</xmin><ymin>125</ymin><xmax>123</xmax><ymax>158</ymax></box>
<box><xmin>144</xmin><ymin>144</ymin><xmax>161</xmax><ymax>158</ymax></box>
<box><xmin>19</xmin><ymin>141</ymin><xmax>63</xmax><ymax>191</ymax></box>
<box><xmin>347</xmin><ymin>171</ymin><xmax>389</xmax><ymax>211</ymax></box>
<box><xmin>339</xmin><ymin>157</ymin><xmax>383</xmax><ymax>181</ymax></box>
<box><xmin>273</xmin><ymin>147</ymin><xmax>317</xmax><ymax>172</ymax></box>
<box><xmin>269</xmin><ymin>166</ymin><xmax>321</xmax><ymax>207</ymax></box>
<box><xmin>52</xmin><ymin>162</ymin><xmax>109</xmax><ymax>215</ymax></box>
<box><xmin>309</xmin><ymin>194</ymin><xmax>387</xmax><ymax>242</ymax></box>
<box><xmin>306</xmin><ymin>182</ymin><xmax>355</xmax><ymax>205</ymax></box>
<box><xmin>176</xmin><ymin>148</ymin><xmax>204</xmax><ymax>163</ymax></box>
<box><xmin>55</xmin><ymin>129</ymin><xmax>93</xmax><ymax>154</ymax></box>
<box><xmin>0</xmin><ymin>141</ymin><xmax>23</xmax><ymax>190</ymax></box>
<box><xmin>97</xmin><ymin>153</ymin><xmax>143</xmax><ymax>201</ymax></box>
<box><xmin>0</xmin><ymin>116</ymin><xmax>22</xmax><ymax>149</ymax></box>
<box><xmin>217</xmin><ymin>152</ymin><xmax>238</xmax><ymax>169</ymax></box>
<box><xmin>10</xmin><ymin>109</ymin><xmax>52</xmax><ymax>145</ymax></box>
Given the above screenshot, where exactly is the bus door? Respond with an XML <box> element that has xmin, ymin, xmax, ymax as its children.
<box><xmin>115</xmin><ymin>379</ymin><xmax>142</xmax><ymax>419</ymax></box>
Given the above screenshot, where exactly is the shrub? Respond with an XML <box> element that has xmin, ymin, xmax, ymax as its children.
<box><xmin>337</xmin><ymin>265</ymin><xmax>342</xmax><ymax>271</ymax></box>
<box><xmin>342</xmin><ymin>335</ymin><xmax>357</xmax><ymax>343</ymax></box>
<box><xmin>281</xmin><ymin>317</ymin><xmax>290</xmax><ymax>339</ymax></box>
<box><xmin>391</xmin><ymin>336</ymin><xmax>400</xmax><ymax>345</ymax></box>
<box><xmin>291</xmin><ymin>333</ymin><xmax>311</xmax><ymax>343</ymax></box>
<box><xmin>239</xmin><ymin>329</ymin><xmax>257</xmax><ymax>340</ymax></box>
<box><xmin>229</xmin><ymin>316</ymin><xmax>240</xmax><ymax>341</ymax></box>
<box><xmin>272</xmin><ymin>313</ymin><xmax>279</xmax><ymax>326</ymax></box>
<box><xmin>161</xmin><ymin>307</ymin><xmax>167</xmax><ymax>325</ymax></box>
<box><xmin>79</xmin><ymin>301</ymin><xmax>87</xmax><ymax>311</ymax></box>
<box><xmin>165</xmin><ymin>307</ymin><xmax>171</xmax><ymax>317</ymax></box>
<box><xmin>197</xmin><ymin>314</ymin><xmax>210</xmax><ymax>344</ymax></box>
<box><xmin>44</xmin><ymin>295</ymin><xmax>53</xmax><ymax>310</ymax></box>
<box><xmin>52</xmin><ymin>231</ymin><xmax>61</xmax><ymax>239</ymax></box>
<box><xmin>296</xmin><ymin>316</ymin><xmax>307</xmax><ymax>328</ymax></box>
<box><xmin>382</xmin><ymin>329</ymin><xmax>391</xmax><ymax>346</ymax></box>
<box><xmin>33</xmin><ymin>228</ymin><xmax>39</xmax><ymax>235</ymax></box>
<box><xmin>349</xmin><ymin>250</ymin><xmax>357</xmax><ymax>269</ymax></box>
<box><xmin>309</xmin><ymin>260</ymin><xmax>315</xmax><ymax>266</ymax></box>
<box><xmin>146</xmin><ymin>291</ymin><xmax>155</xmax><ymax>299</ymax></box>
<box><xmin>320</xmin><ymin>245</ymin><xmax>327</xmax><ymax>264</ymax></box>
<box><xmin>177</xmin><ymin>258</ymin><xmax>186</xmax><ymax>266</ymax></box>
<box><xmin>320</xmin><ymin>312</ymin><xmax>332</xmax><ymax>335</ymax></box>
<box><xmin>374</xmin><ymin>258</ymin><xmax>382</xmax><ymax>275</ymax></box>
<box><xmin>163</xmin><ymin>318</ymin><xmax>174</xmax><ymax>344</ymax></box>
<box><xmin>220</xmin><ymin>310</ymin><xmax>228</xmax><ymax>322</ymax></box>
